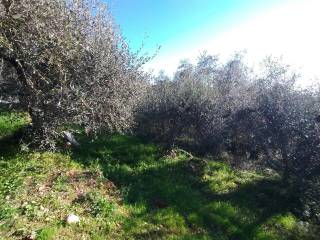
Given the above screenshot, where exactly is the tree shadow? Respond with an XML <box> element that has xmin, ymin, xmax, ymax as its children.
<box><xmin>0</xmin><ymin>129</ymin><xmax>25</xmax><ymax>158</ymax></box>
<box><xmin>72</xmin><ymin>135</ymin><xmax>298</xmax><ymax>239</ymax></box>
<box><xmin>0</xmin><ymin>108</ymin><xmax>29</xmax><ymax>158</ymax></box>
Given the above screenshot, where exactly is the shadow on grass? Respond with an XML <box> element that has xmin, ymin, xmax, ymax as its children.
<box><xmin>0</xmin><ymin>109</ymin><xmax>30</xmax><ymax>158</ymax></box>
<box><xmin>72</xmin><ymin>134</ymin><xmax>297</xmax><ymax>239</ymax></box>
<box><xmin>0</xmin><ymin>107</ymin><xmax>309</xmax><ymax>239</ymax></box>
<box><xmin>0</xmin><ymin>130</ymin><xmax>25</xmax><ymax>159</ymax></box>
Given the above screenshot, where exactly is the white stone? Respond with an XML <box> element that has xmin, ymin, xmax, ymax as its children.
<box><xmin>66</xmin><ymin>214</ymin><xmax>80</xmax><ymax>224</ymax></box>
<box><xmin>28</xmin><ymin>231</ymin><xmax>37</xmax><ymax>240</ymax></box>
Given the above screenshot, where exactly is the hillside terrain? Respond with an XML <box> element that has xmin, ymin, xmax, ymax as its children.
<box><xmin>0</xmin><ymin>110</ymin><xmax>318</xmax><ymax>240</ymax></box>
<box><xmin>1</xmin><ymin>1</ymin><xmax>319</xmax><ymax>239</ymax></box>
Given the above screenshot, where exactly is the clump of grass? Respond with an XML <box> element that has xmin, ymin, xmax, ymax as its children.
<box><xmin>80</xmin><ymin>191</ymin><xmax>116</xmax><ymax>218</ymax></box>
<box><xmin>254</xmin><ymin>214</ymin><xmax>300</xmax><ymax>240</ymax></box>
<box><xmin>0</xmin><ymin>110</ymin><xmax>30</xmax><ymax>138</ymax></box>
<box><xmin>37</xmin><ymin>226</ymin><xmax>57</xmax><ymax>240</ymax></box>
<box><xmin>203</xmin><ymin>161</ymin><xmax>266</xmax><ymax>194</ymax></box>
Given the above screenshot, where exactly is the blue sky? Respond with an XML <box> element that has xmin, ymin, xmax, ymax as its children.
<box><xmin>109</xmin><ymin>0</ymin><xmax>320</xmax><ymax>84</ymax></box>
<box><xmin>111</xmin><ymin>0</ymin><xmax>279</xmax><ymax>52</ymax></box>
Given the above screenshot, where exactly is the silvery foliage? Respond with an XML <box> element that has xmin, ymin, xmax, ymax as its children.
<box><xmin>137</xmin><ymin>52</ymin><xmax>252</xmax><ymax>151</ymax></box>
<box><xmin>0</xmin><ymin>0</ymin><xmax>150</xmax><ymax>149</ymax></box>
<box><xmin>138</xmin><ymin>54</ymin><xmax>320</xmax><ymax>221</ymax></box>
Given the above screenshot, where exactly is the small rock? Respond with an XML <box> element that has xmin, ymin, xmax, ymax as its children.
<box><xmin>25</xmin><ymin>231</ymin><xmax>37</xmax><ymax>240</ymax></box>
<box><xmin>30</xmin><ymin>231</ymin><xmax>37</xmax><ymax>240</ymax></box>
<box><xmin>40</xmin><ymin>206</ymin><xmax>49</xmax><ymax>213</ymax></box>
<box><xmin>302</xmin><ymin>210</ymin><xmax>311</xmax><ymax>218</ymax></box>
<box><xmin>66</xmin><ymin>214</ymin><xmax>80</xmax><ymax>224</ymax></box>
<box><xmin>62</xmin><ymin>131</ymin><xmax>80</xmax><ymax>147</ymax></box>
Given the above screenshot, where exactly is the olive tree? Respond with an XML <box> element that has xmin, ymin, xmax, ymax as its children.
<box><xmin>223</xmin><ymin>58</ymin><xmax>320</xmax><ymax>221</ymax></box>
<box><xmin>0</xmin><ymin>0</ymin><xmax>149</xmax><ymax>148</ymax></box>
<box><xmin>136</xmin><ymin>53</ymin><xmax>250</xmax><ymax>152</ymax></box>
<box><xmin>138</xmin><ymin>55</ymin><xmax>320</xmax><ymax>221</ymax></box>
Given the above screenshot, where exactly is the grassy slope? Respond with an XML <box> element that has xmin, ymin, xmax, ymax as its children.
<box><xmin>0</xmin><ymin>111</ymin><xmax>318</xmax><ymax>239</ymax></box>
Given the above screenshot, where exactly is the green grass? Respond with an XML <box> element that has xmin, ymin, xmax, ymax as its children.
<box><xmin>0</xmin><ymin>111</ymin><xmax>319</xmax><ymax>239</ymax></box>
<box><xmin>0</xmin><ymin>110</ymin><xmax>29</xmax><ymax>138</ymax></box>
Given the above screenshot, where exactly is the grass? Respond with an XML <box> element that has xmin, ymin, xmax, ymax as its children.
<box><xmin>0</xmin><ymin>151</ymin><xmax>129</xmax><ymax>239</ymax></box>
<box><xmin>0</xmin><ymin>110</ymin><xmax>29</xmax><ymax>139</ymax></box>
<box><xmin>0</xmin><ymin>111</ymin><xmax>319</xmax><ymax>239</ymax></box>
